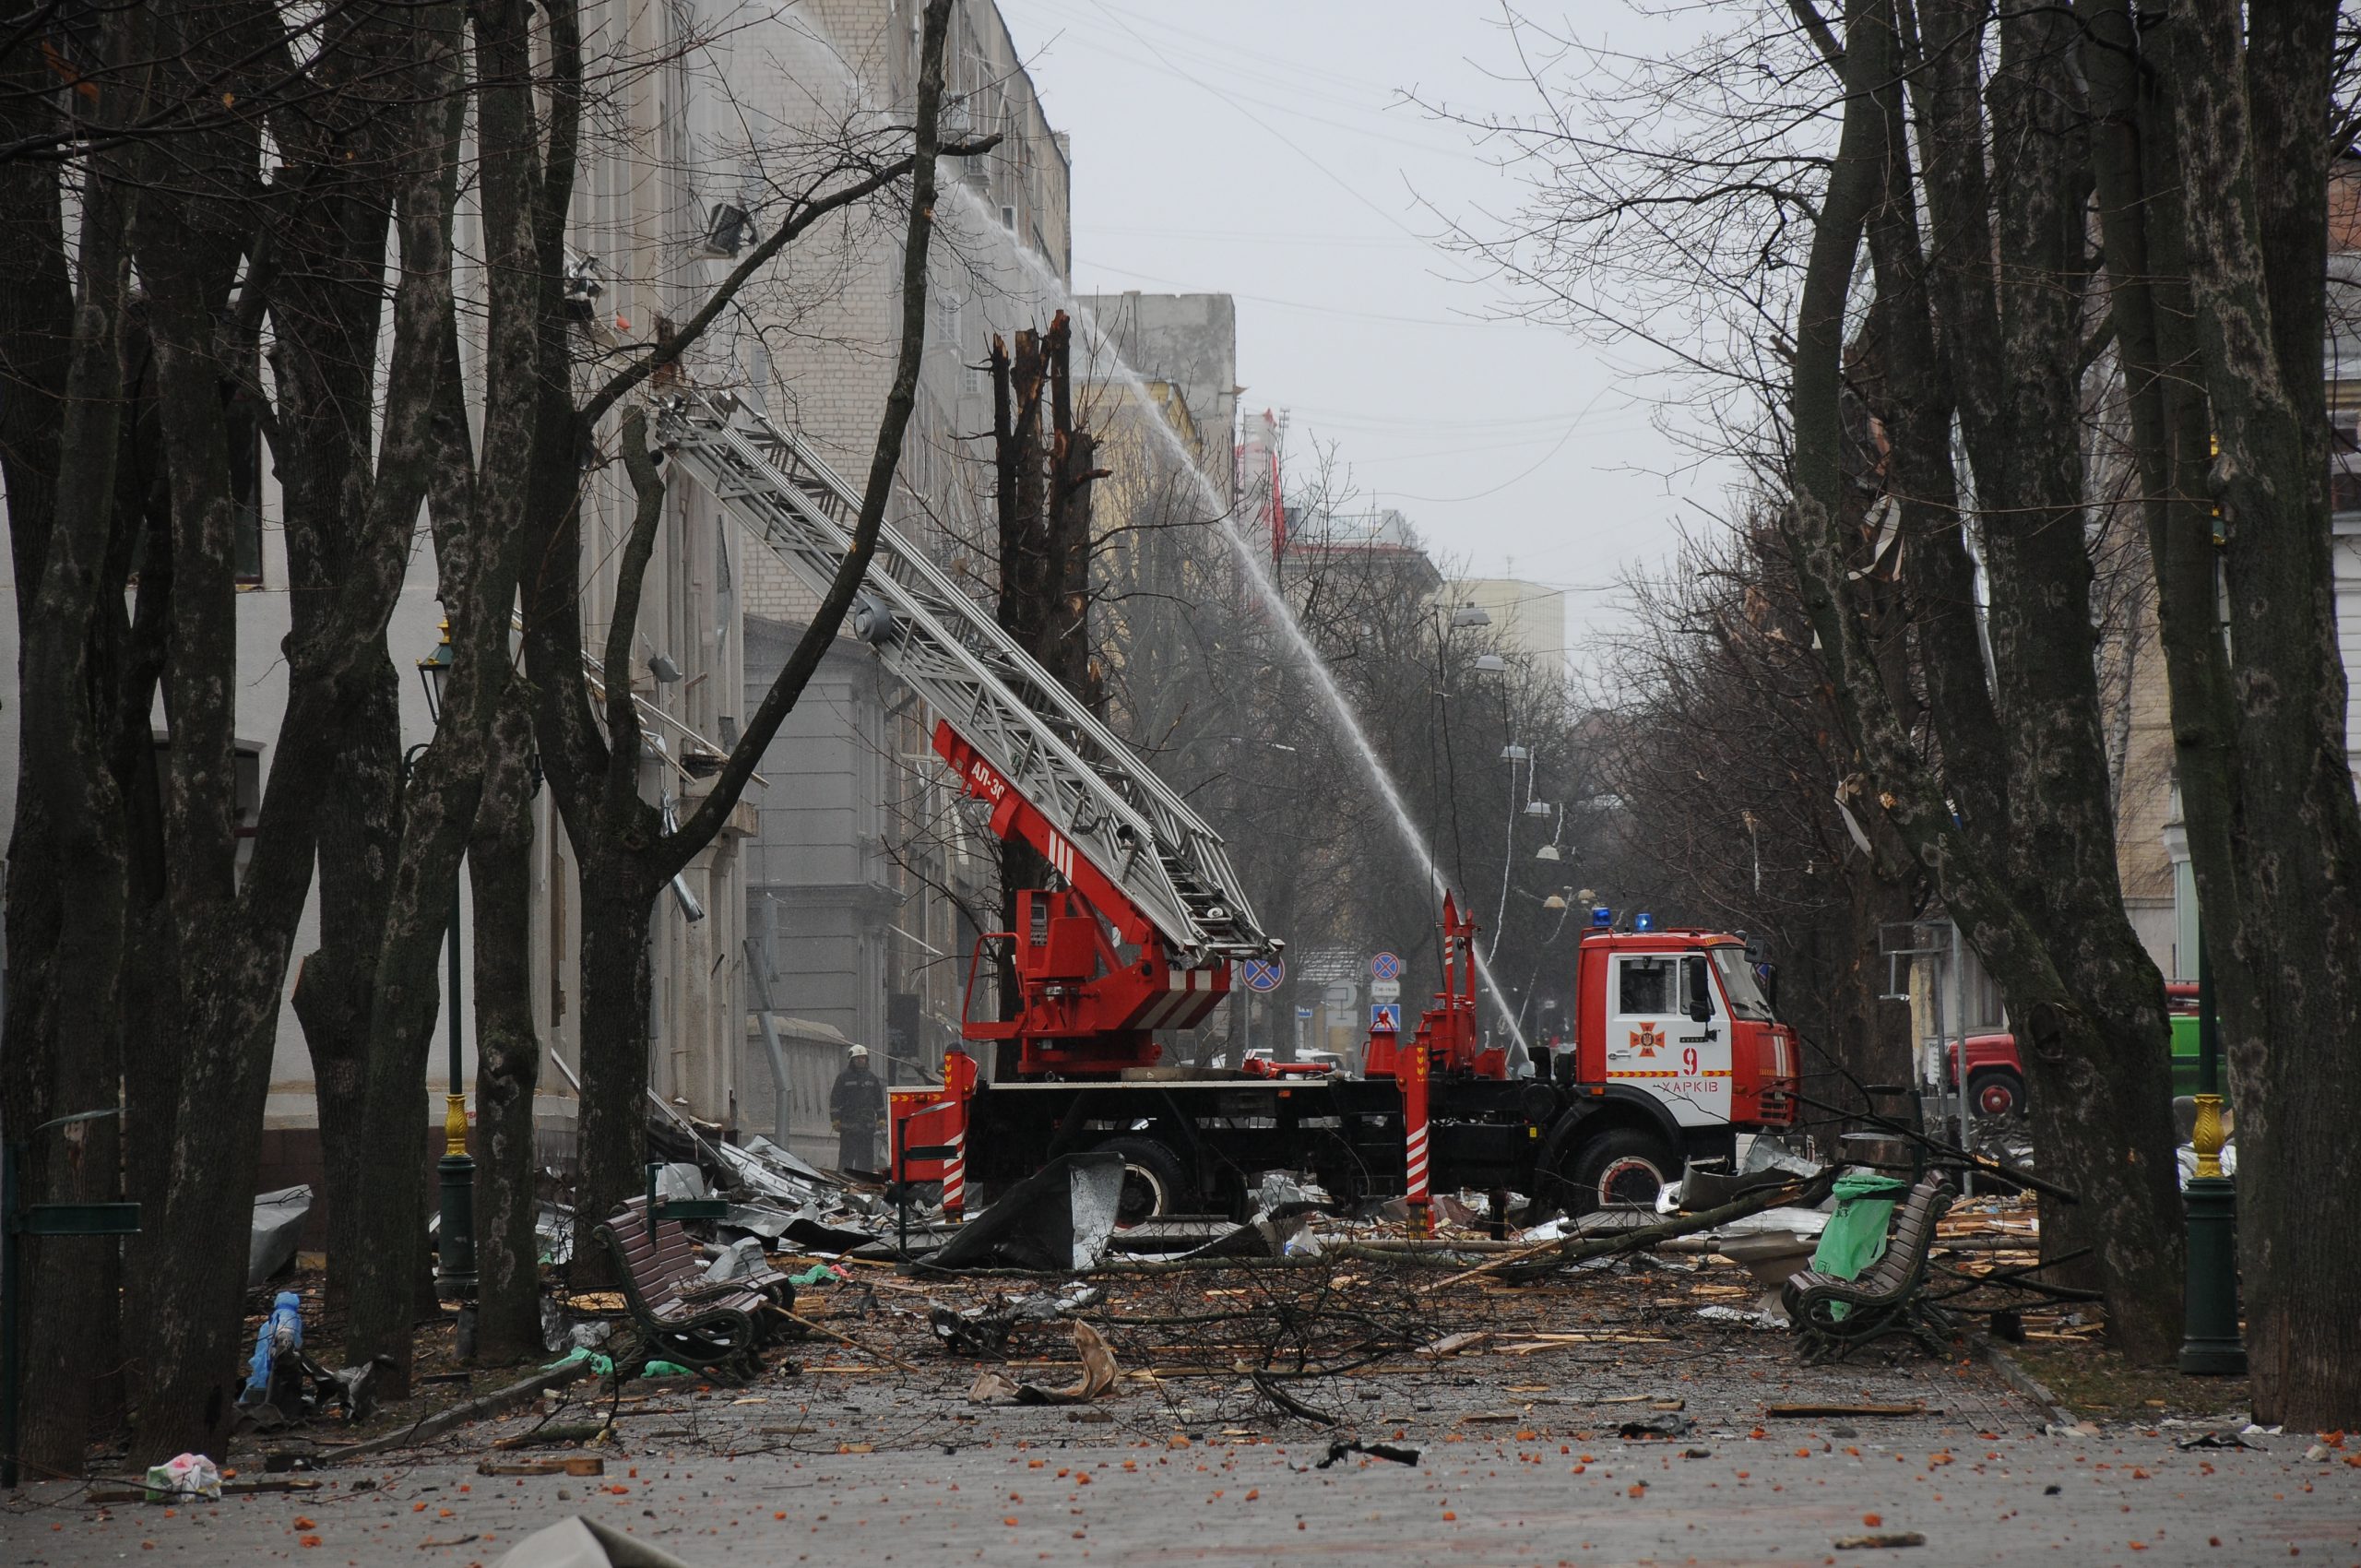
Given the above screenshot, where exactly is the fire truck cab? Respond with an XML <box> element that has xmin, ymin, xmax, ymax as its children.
<box><xmin>1570</xmin><ymin>926</ymin><xmax>1796</xmax><ymax>1135</ymax></box>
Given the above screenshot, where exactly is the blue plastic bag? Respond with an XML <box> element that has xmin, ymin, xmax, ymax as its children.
<box><xmin>242</xmin><ymin>1290</ymin><xmax>303</xmax><ymax>1403</ymax></box>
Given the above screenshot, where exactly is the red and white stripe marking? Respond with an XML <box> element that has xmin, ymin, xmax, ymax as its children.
<box><xmin>942</xmin><ymin>1126</ymin><xmax>967</xmax><ymax>1218</ymax></box>
<box><xmin>1046</xmin><ymin>832</ymin><xmax>1075</xmax><ymax>881</ymax></box>
<box><xmin>1405</xmin><ymin>1124</ymin><xmax>1430</xmax><ymax>1203</ymax></box>
<box><xmin>1133</xmin><ymin>966</ymin><xmax>1223</xmax><ymax>1029</ymax></box>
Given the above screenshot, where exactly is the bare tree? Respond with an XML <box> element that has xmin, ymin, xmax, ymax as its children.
<box><xmin>1433</xmin><ymin>0</ymin><xmax>2185</xmax><ymax>1357</ymax></box>
<box><xmin>524</xmin><ymin>0</ymin><xmax>972</xmax><ymax>1262</ymax></box>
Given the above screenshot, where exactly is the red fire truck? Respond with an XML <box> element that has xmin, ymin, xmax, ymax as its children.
<box><xmin>891</xmin><ymin>876</ymin><xmax>1796</xmax><ymax>1224</ymax></box>
<box><xmin>658</xmin><ymin>388</ymin><xmax>1799</xmax><ymax>1227</ymax></box>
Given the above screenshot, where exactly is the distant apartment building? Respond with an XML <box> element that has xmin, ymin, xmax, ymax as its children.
<box><xmin>1441</xmin><ymin>578</ymin><xmax>1570</xmax><ymax>674</ymax></box>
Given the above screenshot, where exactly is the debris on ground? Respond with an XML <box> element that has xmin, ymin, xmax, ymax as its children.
<box><xmin>240</xmin><ymin>1289</ymin><xmax>305</xmax><ymax>1412</ymax></box>
<box><xmin>1693</xmin><ymin>1303</ymin><xmax>1786</xmax><ymax>1329</ymax></box>
<box><xmin>1834</xmin><ymin>1530</ymin><xmax>1928</xmax><ymax>1550</ymax></box>
<box><xmin>494</xmin><ymin>1515</ymin><xmax>700</xmax><ymax>1567</ymax></box>
<box><xmin>2179</xmin><ymin>1430</ymin><xmax>2262</xmax><ymax>1450</ymax></box>
<box><xmin>1315</xmin><ymin>1439</ymin><xmax>1422</xmax><ymax>1467</ymax></box>
<box><xmin>247</xmin><ymin>1185</ymin><xmax>313</xmax><ymax>1287</ymax></box>
<box><xmin>143</xmin><ymin>1452</ymin><xmax>223</xmax><ymax>1502</ymax></box>
<box><xmin>967</xmin><ymin>1320</ymin><xmax>1118</xmax><ymax>1405</ymax></box>
<box><xmin>931</xmin><ymin>1153</ymin><xmax>1123</xmax><ymax>1271</ymax></box>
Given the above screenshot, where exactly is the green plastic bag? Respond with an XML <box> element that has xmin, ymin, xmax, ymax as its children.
<box><xmin>542</xmin><ymin>1345</ymin><xmax>616</xmax><ymax>1378</ymax></box>
<box><xmin>789</xmin><ymin>1263</ymin><xmax>839</xmax><ymax>1288</ymax></box>
<box><xmin>640</xmin><ymin>1360</ymin><xmax>694</xmax><ymax>1379</ymax></box>
<box><xmin>1809</xmin><ymin>1171</ymin><xmax>1908</xmax><ymax>1321</ymax></box>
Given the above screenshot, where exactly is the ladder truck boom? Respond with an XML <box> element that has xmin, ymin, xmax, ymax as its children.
<box><xmin>655</xmin><ymin>390</ymin><xmax>1275</xmax><ymax>967</ymax></box>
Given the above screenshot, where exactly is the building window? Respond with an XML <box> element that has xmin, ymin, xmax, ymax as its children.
<box><xmin>2332</xmin><ymin>409</ymin><xmax>2361</xmax><ymax>514</ymax></box>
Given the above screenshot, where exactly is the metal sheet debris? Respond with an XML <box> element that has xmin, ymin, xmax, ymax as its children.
<box><xmin>931</xmin><ymin>1153</ymin><xmax>1123</xmax><ymax>1271</ymax></box>
<box><xmin>248</xmin><ymin>1186</ymin><xmax>313</xmax><ymax>1288</ymax></box>
<box><xmin>494</xmin><ymin>1515</ymin><xmax>701</xmax><ymax>1567</ymax></box>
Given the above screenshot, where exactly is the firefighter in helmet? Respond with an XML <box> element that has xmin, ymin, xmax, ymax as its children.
<box><xmin>829</xmin><ymin>1044</ymin><xmax>887</xmax><ymax>1172</ymax></box>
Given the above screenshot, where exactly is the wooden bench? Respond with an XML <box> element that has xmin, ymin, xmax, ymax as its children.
<box><xmin>1781</xmin><ymin>1173</ymin><xmax>1957</xmax><ymax>1363</ymax></box>
<box><xmin>590</xmin><ymin>1196</ymin><xmax>797</xmax><ymax>1383</ymax></box>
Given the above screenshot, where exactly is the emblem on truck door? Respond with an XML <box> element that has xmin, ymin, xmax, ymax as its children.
<box><xmin>1631</xmin><ymin>1023</ymin><xmax>1665</xmax><ymax>1058</ymax></box>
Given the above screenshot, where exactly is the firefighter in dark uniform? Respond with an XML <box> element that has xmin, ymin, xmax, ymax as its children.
<box><xmin>829</xmin><ymin>1044</ymin><xmax>886</xmax><ymax>1172</ymax></box>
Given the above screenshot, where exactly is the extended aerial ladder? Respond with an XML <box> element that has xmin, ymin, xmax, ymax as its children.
<box><xmin>655</xmin><ymin>390</ymin><xmax>1279</xmax><ymax>1081</ymax></box>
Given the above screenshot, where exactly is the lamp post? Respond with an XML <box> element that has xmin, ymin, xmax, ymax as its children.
<box><xmin>2178</xmin><ymin>923</ymin><xmax>2246</xmax><ymax>1374</ymax></box>
<box><xmin>416</xmin><ymin>623</ymin><xmax>476</xmax><ymax>1348</ymax></box>
<box><xmin>2161</xmin><ymin>810</ymin><xmax>2242</xmax><ymax>1374</ymax></box>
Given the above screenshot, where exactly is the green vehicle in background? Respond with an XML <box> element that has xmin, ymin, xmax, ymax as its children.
<box><xmin>1952</xmin><ymin>981</ymin><xmax>2210</xmax><ymax>1120</ymax></box>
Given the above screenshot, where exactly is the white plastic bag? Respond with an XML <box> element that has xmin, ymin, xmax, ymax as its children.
<box><xmin>144</xmin><ymin>1452</ymin><xmax>223</xmax><ymax>1501</ymax></box>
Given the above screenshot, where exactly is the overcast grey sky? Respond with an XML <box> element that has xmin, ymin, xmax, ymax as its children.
<box><xmin>994</xmin><ymin>0</ymin><xmax>1725</xmax><ymax>647</ymax></box>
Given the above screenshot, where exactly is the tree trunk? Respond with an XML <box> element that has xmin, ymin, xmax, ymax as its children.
<box><xmin>470</xmin><ymin>686</ymin><xmax>547</xmax><ymax>1363</ymax></box>
<box><xmin>2162</xmin><ymin>0</ymin><xmax>2361</xmax><ymax>1426</ymax></box>
<box><xmin>571</xmin><ymin>869</ymin><xmax>658</xmax><ymax>1281</ymax></box>
<box><xmin>1786</xmin><ymin>0</ymin><xmax>2171</xmax><ymax>1352</ymax></box>
<box><xmin>8</xmin><ymin>23</ymin><xmax>145</xmax><ymax>1465</ymax></box>
<box><xmin>289</xmin><ymin>659</ymin><xmax>402</xmax><ymax>1319</ymax></box>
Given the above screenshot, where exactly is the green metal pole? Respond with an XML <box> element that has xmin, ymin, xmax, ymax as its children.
<box><xmin>2179</xmin><ymin>924</ymin><xmax>2245</xmax><ymax>1374</ymax></box>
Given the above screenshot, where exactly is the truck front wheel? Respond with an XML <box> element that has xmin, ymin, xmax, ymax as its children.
<box><xmin>1967</xmin><ymin>1068</ymin><xmax>2025</xmax><ymax>1122</ymax></box>
<box><xmin>1095</xmin><ymin>1135</ymin><xmax>1191</xmax><ymax>1226</ymax></box>
<box><xmin>1567</xmin><ymin>1128</ymin><xmax>1679</xmax><ymax>1214</ymax></box>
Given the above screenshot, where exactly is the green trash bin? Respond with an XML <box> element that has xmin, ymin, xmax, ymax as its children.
<box><xmin>1809</xmin><ymin>1171</ymin><xmax>1909</xmax><ymax>1321</ymax></box>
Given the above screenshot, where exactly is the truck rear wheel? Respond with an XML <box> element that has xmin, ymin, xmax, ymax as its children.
<box><xmin>1567</xmin><ymin>1128</ymin><xmax>1679</xmax><ymax>1214</ymax></box>
<box><xmin>1095</xmin><ymin>1135</ymin><xmax>1191</xmax><ymax>1226</ymax></box>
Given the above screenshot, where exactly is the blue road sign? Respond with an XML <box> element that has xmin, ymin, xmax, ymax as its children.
<box><xmin>1370</xmin><ymin>951</ymin><xmax>1404</xmax><ymax>982</ymax></box>
<box><xmin>1295</xmin><ymin>1005</ymin><xmax>1314</xmax><ymax>1020</ymax></box>
<box><xmin>1370</xmin><ymin>1003</ymin><xmax>1402</xmax><ymax>1032</ymax></box>
<box><xmin>1241</xmin><ymin>956</ymin><xmax>1286</xmax><ymax>993</ymax></box>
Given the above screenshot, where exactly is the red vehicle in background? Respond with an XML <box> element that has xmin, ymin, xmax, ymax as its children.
<box><xmin>1950</xmin><ymin>981</ymin><xmax>2202</xmax><ymax>1119</ymax></box>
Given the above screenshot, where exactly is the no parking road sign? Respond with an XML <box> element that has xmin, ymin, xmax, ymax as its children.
<box><xmin>1370</xmin><ymin>1003</ymin><xmax>1402</xmax><ymax>1032</ymax></box>
<box><xmin>1370</xmin><ymin>951</ymin><xmax>1404</xmax><ymax>982</ymax></box>
<box><xmin>1240</xmin><ymin>956</ymin><xmax>1287</xmax><ymax>993</ymax></box>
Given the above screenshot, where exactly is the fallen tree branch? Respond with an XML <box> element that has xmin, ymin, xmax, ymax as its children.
<box><xmin>1247</xmin><ymin>1370</ymin><xmax>1340</xmax><ymax>1426</ymax></box>
<box><xmin>765</xmin><ymin>1303</ymin><xmax>919</xmax><ymax>1373</ymax></box>
<box><xmin>1490</xmin><ymin>1168</ymin><xmax>1841</xmax><ymax>1284</ymax></box>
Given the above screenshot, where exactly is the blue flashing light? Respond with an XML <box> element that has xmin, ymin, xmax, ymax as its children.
<box><xmin>1634</xmin><ymin>911</ymin><xmax>1655</xmax><ymax>932</ymax></box>
<box><xmin>1591</xmin><ymin>906</ymin><xmax>1613</xmax><ymax>928</ymax></box>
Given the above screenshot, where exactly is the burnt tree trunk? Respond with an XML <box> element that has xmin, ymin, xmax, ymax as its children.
<box><xmin>987</xmin><ymin>313</ymin><xmax>1106</xmax><ymax>1016</ymax></box>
